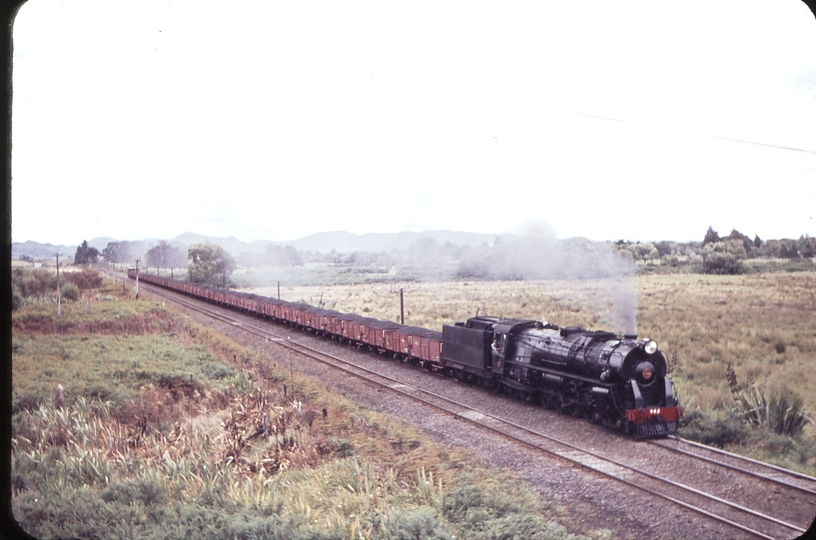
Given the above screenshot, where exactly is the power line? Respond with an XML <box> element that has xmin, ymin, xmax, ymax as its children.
<box><xmin>561</xmin><ymin>108</ymin><xmax>816</xmax><ymax>155</ymax></box>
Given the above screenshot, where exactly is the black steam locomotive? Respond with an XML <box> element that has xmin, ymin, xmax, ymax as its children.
<box><xmin>444</xmin><ymin>317</ymin><xmax>683</xmax><ymax>437</ymax></box>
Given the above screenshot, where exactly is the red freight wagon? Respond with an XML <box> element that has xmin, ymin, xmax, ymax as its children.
<box><xmin>287</xmin><ymin>303</ymin><xmax>311</xmax><ymax>327</ymax></box>
<box><xmin>304</xmin><ymin>307</ymin><xmax>330</xmax><ymax>332</ymax></box>
<box><xmin>349</xmin><ymin>316</ymin><xmax>382</xmax><ymax>345</ymax></box>
<box><xmin>316</xmin><ymin>310</ymin><xmax>342</xmax><ymax>336</ymax></box>
<box><xmin>327</xmin><ymin>313</ymin><xmax>364</xmax><ymax>342</ymax></box>
<box><xmin>310</xmin><ymin>309</ymin><xmax>335</xmax><ymax>335</ymax></box>
<box><xmin>362</xmin><ymin>320</ymin><xmax>403</xmax><ymax>351</ymax></box>
<box><xmin>340</xmin><ymin>314</ymin><xmax>366</xmax><ymax>342</ymax></box>
<box><xmin>391</xmin><ymin>326</ymin><xmax>437</xmax><ymax>361</ymax></box>
<box><xmin>417</xmin><ymin>332</ymin><xmax>444</xmax><ymax>365</ymax></box>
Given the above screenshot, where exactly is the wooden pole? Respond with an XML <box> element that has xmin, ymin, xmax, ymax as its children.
<box><xmin>400</xmin><ymin>288</ymin><xmax>404</xmax><ymax>324</ymax></box>
<box><xmin>135</xmin><ymin>259</ymin><xmax>140</xmax><ymax>299</ymax></box>
<box><xmin>289</xmin><ymin>349</ymin><xmax>295</xmax><ymax>403</ymax></box>
<box><xmin>55</xmin><ymin>254</ymin><xmax>60</xmax><ymax>319</ymax></box>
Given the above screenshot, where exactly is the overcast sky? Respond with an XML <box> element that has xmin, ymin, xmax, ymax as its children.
<box><xmin>10</xmin><ymin>0</ymin><xmax>816</xmax><ymax>246</ymax></box>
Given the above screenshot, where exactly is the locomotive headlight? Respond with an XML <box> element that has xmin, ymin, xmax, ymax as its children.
<box><xmin>643</xmin><ymin>339</ymin><xmax>658</xmax><ymax>355</ymax></box>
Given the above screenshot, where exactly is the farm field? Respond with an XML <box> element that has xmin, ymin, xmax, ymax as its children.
<box><xmin>251</xmin><ymin>273</ymin><xmax>816</xmax><ymax>411</ymax></box>
<box><xmin>10</xmin><ymin>273</ymin><xmax>599</xmax><ymax>540</ymax></box>
<box><xmin>247</xmin><ymin>271</ymin><xmax>816</xmax><ymax>469</ymax></box>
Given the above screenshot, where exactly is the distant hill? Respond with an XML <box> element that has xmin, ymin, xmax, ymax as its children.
<box><xmin>11</xmin><ymin>241</ymin><xmax>76</xmax><ymax>260</ymax></box>
<box><xmin>171</xmin><ymin>232</ymin><xmax>272</xmax><ymax>255</ymax></box>
<box><xmin>171</xmin><ymin>230</ymin><xmax>506</xmax><ymax>255</ymax></box>
<box><xmin>290</xmin><ymin>230</ymin><xmax>505</xmax><ymax>253</ymax></box>
<box><xmin>87</xmin><ymin>237</ymin><xmax>117</xmax><ymax>251</ymax></box>
<box><xmin>12</xmin><ymin>230</ymin><xmax>514</xmax><ymax>261</ymax></box>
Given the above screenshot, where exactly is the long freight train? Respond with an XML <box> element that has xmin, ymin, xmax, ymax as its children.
<box><xmin>127</xmin><ymin>270</ymin><xmax>683</xmax><ymax>437</ymax></box>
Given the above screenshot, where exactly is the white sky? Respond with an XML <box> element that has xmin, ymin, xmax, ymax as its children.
<box><xmin>10</xmin><ymin>0</ymin><xmax>816</xmax><ymax>246</ymax></box>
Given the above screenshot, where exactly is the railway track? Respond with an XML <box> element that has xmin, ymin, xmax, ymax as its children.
<box><xmin>133</xmin><ymin>277</ymin><xmax>814</xmax><ymax>539</ymax></box>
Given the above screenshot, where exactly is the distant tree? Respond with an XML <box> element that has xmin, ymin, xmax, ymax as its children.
<box><xmin>703</xmin><ymin>226</ymin><xmax>721</xmax><ymax>246</ymax></box>
<box><xmin>262</xmin><ymin>244</ymin><xmax>303</xmax><ymax>266</ymax></box>
<box><xmin>702</xmin><ymin>239</ymin><xmax>747</xmax><ymax>274</ymax></box>
<box><xmin>102</xmin><ymin>241</ymin><xmax>149</xmax><ymax>269</ymax></box>
<box><xmin>798</xmin><ymin>235</ymin><xmax>816</xmax><ymax>258</ymax></box>
<box><xmin>778</xmin><ymin>239</ymin><xmax>800</xmax><ymax>259</ymax></box>
<box><xmin>633</xmin><ymin>242</ymin><xmax>659</xmax><ymax>261</ymax></box>
<box><xmin>726</xmin><ymin>229</ymin><xmax>754</xmax><ymax>257</ymax></box>
<box><xmin>753</xmin><ymin>234</ymin><xmax>762</xmax><ymax>249</ymax></box>
<box><xmin>613</xmin><ymin>242</ymin><xmax>658</xmax><ymax>262</ymax></box>
<box><xmin>188</xmin><ymin>243</ymin><xmax>236</xmax><ymax>287</ymax></box>
<box><xmin>654</xmin><ymin>241</ymin><xmax>674</xmax><ymax>258</ymax></box>
<box><xmin>760</xmin><ymin>239</ymin><xmax>781</xmax><ymax>258</ymax></box>
<box><xmin>102</xmin><ymin>242</ymin><xmax>126</xmax><ymax>267</ymax></box>
<box><xmin>146</xmin><ymin>241</ymin><xmax>187</xmax><ymax>272</ymax></box>
<box><xmin>74</xmin><ymin>240</ymin><xmax>100</xmax><ymax>265</ymax></box>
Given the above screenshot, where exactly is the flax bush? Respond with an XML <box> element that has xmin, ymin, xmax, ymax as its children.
<box><xmin>732</xmin><ymin>385</ymin><xmax>812</xmax><ymax>437</ymax></box>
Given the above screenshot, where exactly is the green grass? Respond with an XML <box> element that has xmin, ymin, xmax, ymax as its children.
<box><xmin>12</xmin><ymin>332</ymin><xmax>248</xmax><ymax>410</ymax></box>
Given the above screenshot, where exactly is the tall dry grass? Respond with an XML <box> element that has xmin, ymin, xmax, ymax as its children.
<box><xmin>250</xmin><ymin>273</ymin><xmax>816</xmax><ymax>416</ymax></box>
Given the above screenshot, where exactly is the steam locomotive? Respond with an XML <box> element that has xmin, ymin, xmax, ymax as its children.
<box><xmin>444</xmin><ymin>317</ymin><xmax>682</xmax><ymax>437</ymax></box>
<box><xmin>127</xmin><ymin>270</ymin><xmax>683</xmax><ymax>437</ymax></box>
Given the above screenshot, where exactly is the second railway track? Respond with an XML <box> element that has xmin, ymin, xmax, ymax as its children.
<box><xmin>133</xmin><ymin>276</ymin><xmax>816</xmax><ymax>540</ymax></box>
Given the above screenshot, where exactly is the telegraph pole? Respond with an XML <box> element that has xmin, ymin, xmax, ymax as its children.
<box><xmin>135</xmin><ymin>259</ymin><xmax>140</xmax><ymax>299</ymax></box>
<box><xmin>400</xmin><ymin>288</ymin><xmax>404</xmax><ymax>324</ymax></box>
<box><xmin>55</xmin><ymin>254</ymin><xmax>61</xmax><ymax>319</ymax></box>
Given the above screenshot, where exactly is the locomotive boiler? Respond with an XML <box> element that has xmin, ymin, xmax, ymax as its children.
<box><xmin>443</xmin><ymin>316</ymin><xmax>683</xmax><ymax>437</ymax></box>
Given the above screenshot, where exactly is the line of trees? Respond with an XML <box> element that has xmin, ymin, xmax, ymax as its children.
<box><xmin>70</xmin><ymin>228</ymin><xmax>816</xmax><ymax>285</ymax></box>
<box><xmin>145</xmin><ymin>241</ymin><xmax>188</xmax><ymax>273</ymax></box>
<box><xmin>701</xmin><ymin>226</ymin><xmax>816</xmax><ymax>274</ymax></box>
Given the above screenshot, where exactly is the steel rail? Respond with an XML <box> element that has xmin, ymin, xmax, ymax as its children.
<box><xmin>646</xmin><ymin>438</ymin><xmax>816</xmax><ymax>497</ymax></box>
<box><xmin>133</xmin><ymin>281</ymin><xmax>804</xmax><ymax>539</ymax></box>
<box><xmin>668</xmin><ymin>435</ymin><xmax>816</xmax><ymax>483</ymax></box>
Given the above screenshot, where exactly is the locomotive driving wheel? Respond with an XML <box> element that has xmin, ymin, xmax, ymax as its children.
<box><xmin>564</xmin><ymin>400</ymin><xmax>582</xmax><ymax>417</ymax></box>
<box><xmin>552</xmin><ymin>393</ymin><xmax>565</xmax><ymax>412</ymax></box>
<box><xmin>538</xmin><ymin>387</ymin><xmax>557</xmax><ymax>409</ymax></box>
<box><xmin>583</xmin><ymin>401</ymin><xmax>597</xmax><ymax>422</ymax></box>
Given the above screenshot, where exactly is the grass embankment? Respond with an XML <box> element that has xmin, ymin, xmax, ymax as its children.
<box><xmin>248</xmin><ymin>273</ymin><xmax>816</xmax><ymax>475</ymax></box>
<box><xmin>12</xmin><ymin>271</ymin><xmax>600</xmax><ymax>540</ymax></box>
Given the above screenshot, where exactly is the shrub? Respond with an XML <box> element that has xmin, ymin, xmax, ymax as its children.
<box><xmin>12</xmin><ymin>268</ymin><xmax>53</xmax><ymax>299</ymax></box>
<box><xmin>64</xmin><ymin>269</ymin><xmax>103</xmax><ymax>290</ymax></box>
<box><xmin>679</xmin><ymin>408</ymin><xmax>749</xmax><ymax>447</ymax></box>
<box><xmin>327</xmin><ymin>437</ymin><xmax>355</xmax><ymax>457</ymax></box>
<box><xmin>61</xmin><ymin>282</ymin><xmax>80</xmax><ymax>301</ymax></box>
<box><xmin>702</xmin><ymin>240</ymin><xmax>747</xmax><ymax>274</ymax></box>
<box><xmin>383</xmin><ymin>506</ymin><xmax>450</xmax><ymax>540</ymax></box>
<box><xmin>732</xmin><ymin>386</ymin><xmax>812</xmax><ymax>437</ymax></box>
